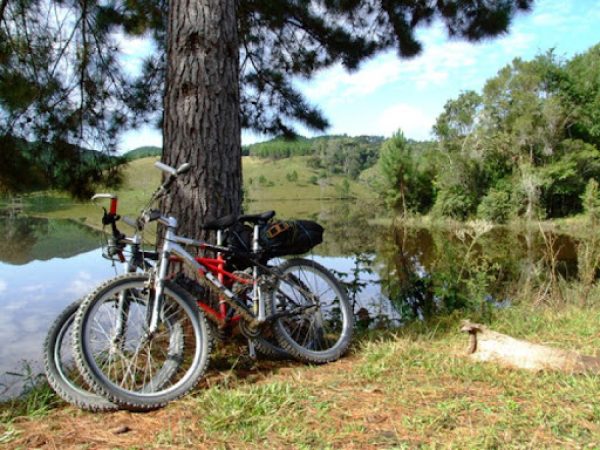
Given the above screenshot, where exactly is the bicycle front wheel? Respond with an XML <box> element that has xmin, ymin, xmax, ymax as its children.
<box><xmin>269</xmin><ymin>258</ymin><xmax>354</xmax><ymax>364</ymax></box>
<box><xmin>73</xmin><ymin>273</ymin><xmax>212</xmax><ymax>410</ymax></box>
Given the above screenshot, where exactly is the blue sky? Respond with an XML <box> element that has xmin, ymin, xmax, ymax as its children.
<box><xmin>119</xmin><ymin>0</ymin><xmax>600</xmax><ymax>152</ymax></box>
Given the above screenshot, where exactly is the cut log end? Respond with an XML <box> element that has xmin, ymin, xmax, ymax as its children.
<box><xmin>459</xmin><ymin>320</ymin><xmax>600</xmax><ymax>374</ymax></box>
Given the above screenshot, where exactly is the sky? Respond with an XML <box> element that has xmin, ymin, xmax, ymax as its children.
<box><xmin>118</xmin><ymin>0</ymin><xmax>600</xmax><ymax>152</ymax></box>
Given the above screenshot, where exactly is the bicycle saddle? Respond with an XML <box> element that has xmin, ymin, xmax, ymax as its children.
<box><xmin>200</xmin><ymin>210</ymin><xmax>275</xmax><ymax>230</ymax></box>
<box><xmin>239</xmin><ymin>210</ymin><xmax>275</xmax><ymax>224</ymax></box>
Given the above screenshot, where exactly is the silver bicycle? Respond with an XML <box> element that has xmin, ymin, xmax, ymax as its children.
<box><xmin>72</xmin><ymin>161</ymin><xmax>354</xmax><ymax>410</ymax></box>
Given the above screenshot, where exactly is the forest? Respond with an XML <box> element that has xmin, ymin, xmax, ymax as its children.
<box><xmin>379</xmin><ymin>43</ymin><xmax>600</xmax><ymax>222</ymax></box>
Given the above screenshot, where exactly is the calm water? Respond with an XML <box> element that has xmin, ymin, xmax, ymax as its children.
<box><xmin>0</xmin><ymin>201</ymin><xmax>584</xmax><ymax>398</ymax></box>
<box><xmin>0</xmin><ymin>218</ymin><xmax>130</xmax><ymax>398</ymax></box>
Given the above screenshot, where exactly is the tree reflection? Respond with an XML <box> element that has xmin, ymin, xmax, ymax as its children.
<box><xmin>0</xmin><ymin>218</ymin><xmax>101</xmax><ymax>265</ymax></box>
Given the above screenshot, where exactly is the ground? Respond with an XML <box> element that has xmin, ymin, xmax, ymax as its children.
<box><xmin>2</xmin><ymin>306</ymin><xmax>600</xmax><ymax>449</ymax></box>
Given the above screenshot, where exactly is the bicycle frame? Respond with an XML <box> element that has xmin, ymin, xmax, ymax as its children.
<box><xmin>168</xmin><ymin>252</ymin><xmax>253</xmax><ymax>325</ymax></box>
<box><xmin>148</xmin><ymin>215</ymin><xmax>266</xmax><ymax>333</ymax></box>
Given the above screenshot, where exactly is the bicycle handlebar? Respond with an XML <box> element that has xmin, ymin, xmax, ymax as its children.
<box><xmin>133</xmin><ymin>161</ymin><xmax>191</xmax><ymax>230</ymax></box>
<box><xmin>154</xmin><ymin>161</ymin><xmax>191</xmax><ymax>177</ymax></box>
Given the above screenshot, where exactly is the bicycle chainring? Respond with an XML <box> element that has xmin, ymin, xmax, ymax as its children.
<box><xmin>238</xmin><ymin>318</ymin><xmax>261</xmax><ymax>339</ymax></box>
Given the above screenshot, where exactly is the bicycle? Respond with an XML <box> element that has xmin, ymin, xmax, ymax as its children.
<box><xmin>72</xmin><ymin>161</ymin><xmax>354</xmax><ymax>410</ymax></box>
<box><xmin>43</xmin><ymin>193</ymin><xmax>161</xmax><ymax>411</ymax></box>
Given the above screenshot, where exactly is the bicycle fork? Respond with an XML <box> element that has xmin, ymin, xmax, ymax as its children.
<box><xmin>147</xmin><ymin>247</ymin><xmax>170</xmax><ymax>334</ymax></box>
<box><xmin>251</xmin><ymin>224</ymin><xmax>267</xmax><ymax>323</ymax></box>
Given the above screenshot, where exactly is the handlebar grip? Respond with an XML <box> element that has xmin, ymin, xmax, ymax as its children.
<box><xmin>122</xmin><ymin>216</ymin><xmax>138</xmax><ymax>229</ymax></box>
<box><xmin>154</xmin><ymin>161</ymin><xmax>191</xmax><ymax>177</ymax></box>
<box><xmin>154</xmin><ymin>161</ymin><xmax>178</xmax><ymax>176</ymax></box>
<box><xmin>177</xmin><ymin>162</ymin><xmax>191</xmax><ymax>175</ymax></box>
<box><xmin>91</xmin><ymin>193</ymin><xmax>117</xmax><ymax>201</ymax></box>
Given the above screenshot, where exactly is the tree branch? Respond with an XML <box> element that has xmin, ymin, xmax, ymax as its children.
<box><xmin>0</xmin><ymin>0</ymin><xmax>8</xmax><ymax>24</ymax></box>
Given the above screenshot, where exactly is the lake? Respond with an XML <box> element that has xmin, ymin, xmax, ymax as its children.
<box><xmin>0</xmin><ymin>200</ymin><xmax>586</xmax><ymax>398</ymax></box>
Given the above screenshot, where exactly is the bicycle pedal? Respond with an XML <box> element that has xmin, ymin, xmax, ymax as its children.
<box><xmin>247</xmin><ymin>339</ymin><xmax>257</xmax><ymax>360</ymax></box>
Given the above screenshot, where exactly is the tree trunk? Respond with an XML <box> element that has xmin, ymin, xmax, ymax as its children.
<box><xmin>162</xmin><ymin>0</ymin><xmax>241</xmax><ymax>240</ymax></box>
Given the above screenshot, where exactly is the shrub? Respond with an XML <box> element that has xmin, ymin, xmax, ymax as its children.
<box><xmin>477</xmin><ymin>181</ymin><xmax>513</xmax><ymax>224</ymax></box>
<box><xmin>582</xmin><ymin>178</ymin><xmax>600</xmax><ymax>224</ymax></box>
<box><xmin>285</xmin><ymin>170</ymin><xmax>298</xmax><ymax>182</ymax></box>
<box><xmin>432</xmin><ymin>185</ymin><xmax>477</xmax><ymax>220</ymax></box>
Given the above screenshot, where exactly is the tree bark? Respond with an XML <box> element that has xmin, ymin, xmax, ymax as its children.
<box><xmin>162</xmin><ymin>0</ymin><xmax>241</xmax><ymax>240</ymax></box>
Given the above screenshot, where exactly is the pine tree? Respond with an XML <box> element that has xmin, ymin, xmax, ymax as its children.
<box><xmin>1</xmin><ymin>0</ymin><xmax>533</xmax><ymax>233</ymax></box>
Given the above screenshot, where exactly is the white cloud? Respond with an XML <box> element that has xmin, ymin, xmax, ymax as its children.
<box><xmin>0</xmin><ymin>279</ymin><xmax>6</xmax><ymax>294</ymax></box>
<box><xmin>119</xmin><ymin>124</ymin><xmax>163</xmax><ymax>154</ymax></box>
<box><xmin>343</xmin><ymin>57</ymin><xmax>403</xmax><ymax>96</ymax></box>
<box><xmin>377</xmin><ymin>103</ymin><xmax>433</xmax><ymax>140</ymax></box>
<box><xmin>304</xmin><ymin>35</ymin><xmax>486</xmax><ymax>105</ymax></box>
<box><xmin>114</xmin><ymin>32</ymin><xmax>156</xmax><ymax>77</ymax></box>
<box><xmin>64</xmin><ymin>271</ymin><xmax>96</xmax><ymax>297</ymax></box>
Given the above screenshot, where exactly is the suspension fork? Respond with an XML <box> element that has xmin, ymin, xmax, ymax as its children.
<box><xmin>112</xmin><ymin>263</ymin><xmax>132</xmax><ymax>345</ymax></box>
<box><xmin>148</xmin><ymin>234</ymin><xmax>172</xmax><ymax>334</ymax></box>
<box><xmin>252</xmin><ymin>224</ymin><xmax>266</xmax><ymax>322</ymax></box>
<box><xmin>113</xmin><ymin>242</ymin><xmax>143</xmax><ymax>344</ymax></box>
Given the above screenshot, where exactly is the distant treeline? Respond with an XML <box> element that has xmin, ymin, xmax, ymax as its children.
<box><xmin>244</xmin><ymin>135</ymin><xmax>384</xmax><ymax>179</ymax></box>
<box><xmin>0</xmin><ymin>136</ymin><xmax>122</xmax><ymax>197</ymax></box>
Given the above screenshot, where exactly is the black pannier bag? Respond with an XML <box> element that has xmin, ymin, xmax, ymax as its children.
<box><xmin>224</xmin><ymin>220</ymin><xmax>324</xmax><ymax>269</ymax></box>
<box><xmin>259</xmin><ymin>220</ymin><xmax>324</xmax><ymax>258</ymax></box>
<box><xmin>224</xmin><ymin>222</ymin><xmax>253</xmax><ymax>269</ymax></box>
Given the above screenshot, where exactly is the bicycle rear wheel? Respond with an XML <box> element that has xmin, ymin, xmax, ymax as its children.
<box><xmin>44</xmin><ymin>299</ymin><xmax>118</xmax><ymax>411</ymax></box>
<box><xmin>252</xmin><ymin>333</ymin><xmax>291</xmax><ymax>360</ymax></box>
<box><xmin>269</xmin><ymin>258</ymin><xmax>353</xmax><ymax>364</ymax></box>
<box><xmin>73</xmin><ymin>273</ymin><xmax>212</xmax><ymax>410</ymax></box>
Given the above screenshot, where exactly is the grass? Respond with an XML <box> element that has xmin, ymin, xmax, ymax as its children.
<box><xmin>2</xmin><ymin>304</ymin><xmax>600</xmax><ymax>448</ymax></box>
<box><xmin>244</xmin><ymin>156</ymin><xmax>375</xmax><ymax>202</ymax></box>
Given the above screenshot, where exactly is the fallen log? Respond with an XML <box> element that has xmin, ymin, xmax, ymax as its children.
<box><xmin>460</xmin><ymin>321</ymin><xmax>600</xmax><ymax>373</ymax></box>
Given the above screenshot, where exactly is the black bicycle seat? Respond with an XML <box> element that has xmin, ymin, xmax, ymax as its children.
<box><xmin>200</xmin><ymin>214</ymin><xmax>237</xmax><ymax>230</ymax></box>
<box><xmin>238</xmin><ymin>210</ymin><xmax>275</xmax><ymax>224</ymax></box>
<box><xmin>200</xmin><ymin>210</ymin><xmax>275</xmax><ymax>230</ymax></box>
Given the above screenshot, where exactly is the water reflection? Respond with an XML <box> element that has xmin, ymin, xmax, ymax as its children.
<box><xmin>0</xmin><ymin>217</ymin><xmax>120</xmax><ymax>398</ymax></box>
<box><xmin>0</xmin><ymin>217</ymin><xmax>100</xmax><ymax>265</ymax></box>
<box><xmin>372</xmin><ymin>223</ymin><xmax>582</xmax><ymax>321</ymax></box>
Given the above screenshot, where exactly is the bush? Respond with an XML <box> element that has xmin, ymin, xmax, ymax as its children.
<box><xmin>432</xmin><ymin>185</ymin><xmax>477</xmax><ymax>220</ymax></box>
<box><xmin>582</xmin><ymin>178</ymin><xmax>600</xmax><ymax>224</ymax></box>
<box><xmin>285</xmin><ymin>170</ymin><xmax>298</xmax><ymax>182</ymax></box>
<box><xmin>477</xmin><ymin>181</ymin><xmax>513</xmax><ymax>224</ymax></box>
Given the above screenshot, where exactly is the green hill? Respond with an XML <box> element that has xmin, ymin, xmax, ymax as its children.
<box><xmin>244</xmin><ymin>155</ymin><xmax>375</xmax><ymax>201</ymax></box>
<box><xmin>35</xmin><ymin>154</ymin><xmax>380</xmax><ymax>223</ymax></box>
<box><xmin>123</xmin><ymin>146</ymin><xmax>161</xmax><ymax>161</ymax></box>
<box><xmin>244</xmin><ymin>135</ymin><xmax>383</xmax><ymax>180</ymax></box>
